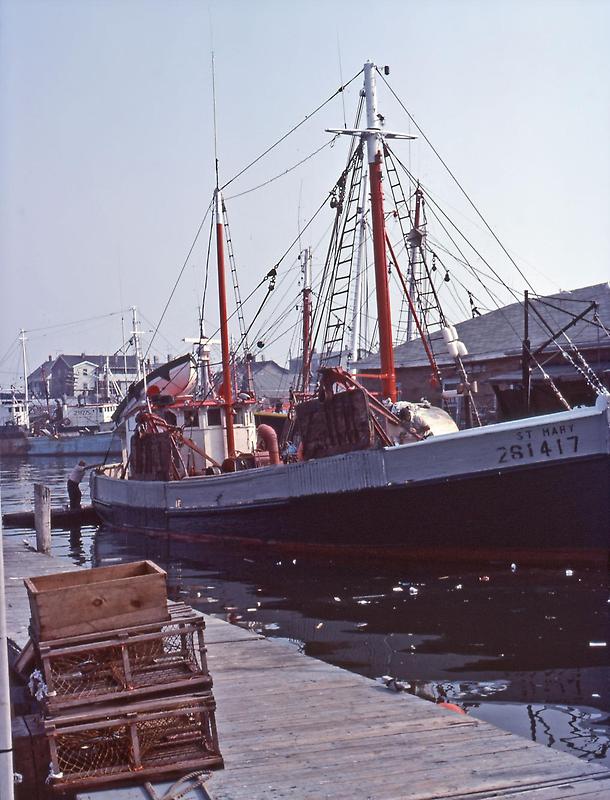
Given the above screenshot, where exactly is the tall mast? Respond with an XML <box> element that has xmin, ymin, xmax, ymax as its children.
<box><xmin>19</xmin><ymin>328</ymin><xmax>30</xmax><ymax>427</ymax></box>
<box><xmin>131</xmin><ymin>306</ymin><xmax>143</xmax><ymax>382</ymax></box>
<box><xmin>301</xmin><ymin>247</ymin><xmax>312</xmax><ymax>393</ymax></box>
<box><xmin>363</xmin><ymin>62</ymin><xmax>396</xmax><ymax>401</ymax></box>
<box><xmin>328</xmin><ymin>63</ymin><xmax>415</xmax><ymax>398</ymax></box>
<box><xmin>215</xmin><ymin>190</ymin><xmax>235</xmax><ymax>457</ymax></box>
<box><xmin>406</xmin><ymin>185</ymin><xmax>424</xmax><ymax>342</ymax></box>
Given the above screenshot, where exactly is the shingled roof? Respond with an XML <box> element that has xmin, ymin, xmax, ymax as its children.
<box><xmin>28</xmin><ymin>354</ymin><xmax>140</xmax><ymax>382</ymax></box>
<box><xmin>355</xmin><ymin>282</ymin><xmax>610</xmax><ymax>370</ymax></box>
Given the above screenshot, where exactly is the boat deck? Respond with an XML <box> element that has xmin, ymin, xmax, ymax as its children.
<box><xmin>3</xmin><ymin>534</ymin><xmax>610</xmax><ymax>799</ymax></box>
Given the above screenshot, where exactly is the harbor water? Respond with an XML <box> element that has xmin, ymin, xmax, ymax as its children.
<box><xmin>2</xmin><ymin>456</ymin><xmax>609</xmax><ymax>764</ymax></box>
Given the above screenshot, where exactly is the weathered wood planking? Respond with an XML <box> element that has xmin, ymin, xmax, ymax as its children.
<box><xmin>3</xmin><ymin>538</ymin><xmax>609</xmax><ymax>799</ymax></box>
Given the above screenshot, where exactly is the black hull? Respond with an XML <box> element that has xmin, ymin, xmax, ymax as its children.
<box><xmin>94</xmin><ymin>455</ymin><xmax>610</xmax><ymax>565</ymax></box>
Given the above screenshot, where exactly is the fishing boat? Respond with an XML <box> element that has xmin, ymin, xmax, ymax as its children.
<box><xmin>0</xmin><ymin>392</ymin><xmax>122</xmax><ymax>458</ymax></box>
<box><xmin>91</xmin><ymin>62</ymin><xmax>610</xmax><ymax>565</ymax></box>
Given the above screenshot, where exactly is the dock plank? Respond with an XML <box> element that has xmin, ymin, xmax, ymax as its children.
<box><xmin>3</xmin><ymin>539</ymin><xmax>609</xmax><ymax>800</ymax></box>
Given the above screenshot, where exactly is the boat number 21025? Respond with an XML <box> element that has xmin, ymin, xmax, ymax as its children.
<box><xmin>497</xmin><ymin>424</ymin><xmax>579</xmax><ymax>464</ymax></box>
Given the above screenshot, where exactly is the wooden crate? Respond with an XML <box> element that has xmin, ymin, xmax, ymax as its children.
<box><xmin>38</xmin><ymin>612</ymin><xmax>212</xmax><ymax>712</ymax></box>
<box><xmin>25</xmin><ymin>561</ymin><xmax>169</xmax><ymax>642</ymax></box>
<box><xmin>45</xmin><ymin>692</ymin><xmax>223</xmax><ymax>792</ymax></box>
<box><xmin>12</xmin><ymin>714</ymin><xmax>49</xmax><ymax>800</ymax></box>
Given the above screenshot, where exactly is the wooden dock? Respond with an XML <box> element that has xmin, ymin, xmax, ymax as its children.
<box><xmin>3</xmin><ymin>536</ymin><xmax>610</xmax><ymax>800</ymax></box>
<box><xmin>2</xmin><ymin>504</ymin><xmax>100</xmax><ymax>529</ymax></box>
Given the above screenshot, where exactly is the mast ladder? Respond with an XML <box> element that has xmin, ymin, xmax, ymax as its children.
<box><xmin>222</xmin><ymin>199</ymin><xmax>250</xmax><ymax>354</ymax></box>
<box><xmin>384</xmin><ymin>148</ymin><xmax>447</xmax><ymax>344</ymax></box>
<box><xmin>320</xmin><ymin>143</ymin><xmax>365</xmax><ymax>366</ymax></box>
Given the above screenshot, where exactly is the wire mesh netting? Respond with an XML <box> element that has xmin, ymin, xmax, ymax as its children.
<box><xmin>43</xmin><ymin>622</ymin><xmax>209</xmax><ymax>707</ymax></box>
<box><xmin>51</xmin><ymin>700</ymin><xmax>222</xmax><ymax>784</ymax></box>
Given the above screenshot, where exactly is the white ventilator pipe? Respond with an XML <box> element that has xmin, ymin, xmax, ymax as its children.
<box><xmin>0</xmin><ymin>489</ymin><xmax>16</xmax><ymax>800</ymax></box>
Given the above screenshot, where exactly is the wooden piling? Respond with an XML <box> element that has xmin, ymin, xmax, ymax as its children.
<box><xmin>33</xmin><ymin>485</ymin><xmax>51</xmax><ymax>554</ymax></box>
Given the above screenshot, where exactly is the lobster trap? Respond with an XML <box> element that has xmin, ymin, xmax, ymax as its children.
<box><xmin>37</xmin><ymin>607</ymin><xmax>211</xmax><ymax>712</ymax></box>
<box><xmin>45</xmin><ymin>692</ymin><xmax>223</xmax><ymax>791</ymax></box>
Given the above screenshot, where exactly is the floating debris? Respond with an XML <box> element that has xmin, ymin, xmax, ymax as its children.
<box><xmin>376</xmin><ymin>675</ymin><xmax>411</xmax><ymax>692</ymax></box>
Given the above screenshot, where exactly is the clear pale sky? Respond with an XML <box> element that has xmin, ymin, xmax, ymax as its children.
<box><xmin>1</xmin><ymin>0</ymin><xmax>609</xmax><ymax>389</ymax></box>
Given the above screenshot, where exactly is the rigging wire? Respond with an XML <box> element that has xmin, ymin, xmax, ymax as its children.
<box><xmin>225</xmin><ymin>137</ymin><xmax>339</xmax><ymax>201</ymax></box>
<box><xmin>530</xmin><ymin>297</ymin><xmax>609</xmax><ymax>335</ymax></box>
<box><xmin>144</xmin><ymin>199</ymin><xmax>213</xmax><ymax>360</ymax></box>
<box><xmin>199</xmin><ymin>212</ymin><xmax>216</xmax><ymax>338</ymax></box>
<box><xmin>377</xmin><ymin>68</ymin><xmax>536</xmax><ymax>293</ymax></box>
<box><xmin>0</xmin><ymin>335</ymin><xmax>20</xmax><ymax>369</ymax></box>
<box><xmin>24</xmin><ymin>309</ymin><xmax>132</xmax><ymax>335</ymax></box>
<box><xmin>220</xmin><ymin>69</ymin><xmax>363</xmax><ymax>191</ymax></box>
<box><xmin>389</xmin><ymin>148</ymin><xmax>523</xmax><ymax>304</ymax></box>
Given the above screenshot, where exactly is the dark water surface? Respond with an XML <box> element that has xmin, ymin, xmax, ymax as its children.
<box><xmin>2</xmin><ymin>456</ymin><xmax>609</xmax><ymax>764</ymax></box>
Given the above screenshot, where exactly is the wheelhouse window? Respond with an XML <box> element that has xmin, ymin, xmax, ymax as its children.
<box><xmin>163</xmin><ymin>410</ymin><xmax>177</xmax><ymax>426</ymax></box>
<box><xmin>184</xmin><ymin>407</ymin><xmax>199</xmax><ymax>428</ymax></box>
<box><xmin>207</xmin><ymin>408</ymin><xmax>222</xmax><ymax>427</ymax></box>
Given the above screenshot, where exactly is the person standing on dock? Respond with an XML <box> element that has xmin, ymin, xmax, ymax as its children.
<box><xmin>67</xmin><ymin>460</ymin><xmax>90</xmax><ymax>510</ymax></box>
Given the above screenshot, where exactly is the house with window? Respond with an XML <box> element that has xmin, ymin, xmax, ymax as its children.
<box><xmin>28</xmin><ymin>354</ymin><xmax>141</xmax><ymax>400</ymax></box>
<box><xmin>354</xmin><ymin>282</ymin><xmax>610</xmax><ymax>425</ymax></box>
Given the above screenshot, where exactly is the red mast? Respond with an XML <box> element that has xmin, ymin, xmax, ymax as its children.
<box><xmin>215</xmin><ymin>190</ymin><xmax>235</xmax><ymax>458</ymax></box>
<box><xmin>364</xmin><ymin>62</ymin><xmax>396</xmax><ymax>401</ymax></box>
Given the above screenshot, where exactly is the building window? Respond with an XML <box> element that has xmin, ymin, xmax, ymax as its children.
<box><xmin>83</xmin><ymin>369</ymin><xmax>88</xmax><ymax>376</ymax></box>
<box><xmin>207</xmin><ymin>408</ymin><xmax>222</xmax><ymax>427</ymax></box>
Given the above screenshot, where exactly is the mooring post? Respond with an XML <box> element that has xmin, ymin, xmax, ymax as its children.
<box><xmin>34</xmin><ymin>484</ymin><xmax>51</xmax><ymax>554</ymax></box>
